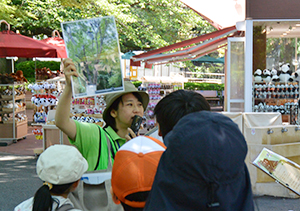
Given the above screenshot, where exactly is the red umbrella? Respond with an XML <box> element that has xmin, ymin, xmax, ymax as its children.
<box><xmin>41</xmin><ymin>30</ymin><xmax>67</xmax><ymax>58</ymax></box>
<box><xmin>0</xmin><ymin>20</ymin><xmax>66</xmax><ymax>58</ymax></box>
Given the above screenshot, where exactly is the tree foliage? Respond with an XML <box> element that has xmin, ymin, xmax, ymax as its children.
<box><xmin>0</xmin><ymin>0</ymin><xmax>215</xmax><ymax>52</ymax></box>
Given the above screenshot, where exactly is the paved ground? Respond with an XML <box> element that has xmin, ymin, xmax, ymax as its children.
<box><xmin>0</xmin><ymin>154</ymin><xmax>41</xmax><ymax>210</ymax></box>
<box><xmin>1</xmin><ymin>108</ymin><xmax>300</xmax><ymax>210</ymax></box>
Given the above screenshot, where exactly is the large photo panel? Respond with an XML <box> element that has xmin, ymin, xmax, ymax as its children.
<box><xmin>61</xmin><ymin>16</ymin><xmax>124</xmax><ymax>98</ymax></box>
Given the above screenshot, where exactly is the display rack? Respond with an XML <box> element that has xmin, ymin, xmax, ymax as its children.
<box><xmin>69</xmin><ymin>95</ymin><xmax>105</xmax><ymax>127</ymax></box>
<box><xmin>0</xmin><ymin>83</ymin><xmax>27</xmax><ymax>144</ymax></box>
<box><xmin>253</xmin><ymin>81</ymin><xmax>300</xmax><ymax>124</ymax></box>
<box><xmin>140</xmin><ymin>81</ymin><xmax>184</xmax><ymax>131</ymax></box>
<box><xmin>29</xmin><ymin>79</ymin><xmax>64</xmax><ymax>125</ymax></box>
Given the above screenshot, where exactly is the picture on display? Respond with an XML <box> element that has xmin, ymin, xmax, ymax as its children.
<box><xmin>61</xmin><ymin>16</ymin><xmax>124</xmax><ymax>98</ymax></box>
<box><xmin>253</xmin><ymin>147</ymin><xmax>300</xmax><ymax>196</ymax></box>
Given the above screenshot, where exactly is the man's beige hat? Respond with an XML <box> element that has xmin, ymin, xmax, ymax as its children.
<box><xmin>103</xmin><ymin>81</ymin><xmax>149</xmax><ymax>123</ymax></box>
<box><xmin>36</xmin><ymin>145</ymin><xmax>88</xmax><ymax>185</ymax></box>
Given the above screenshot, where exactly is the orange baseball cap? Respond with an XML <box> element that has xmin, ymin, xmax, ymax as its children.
<box><xmin>111</xmin><ymin>136</ymin><xmax>166</xmax><ymax>208</ymax></box>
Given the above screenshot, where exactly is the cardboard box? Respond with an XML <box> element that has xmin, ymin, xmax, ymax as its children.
<box><xmin>42</xmin><ymin>124</ymin><xmax>70</xmax><ymax>149</ymax></box>
<box><xmin>0</xmin><ymin>121</ymin><xmax>27</xmax><ymax>139</ymax></box>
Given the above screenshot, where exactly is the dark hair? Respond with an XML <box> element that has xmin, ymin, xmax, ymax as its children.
<box><xmin>154</xmin><ymin>90</ymin><xmax>211</xmax><ymax>138</ymax></box>
<box><xmin>32</xmin><ymin>182</ymin><xmax>74</xmax><ymax>211</ymax></box>
<box><xmin>121</xmin><ymin>191</ymin><xmax>149</xmax><ymax>211</ymax></box>
<box><xmin>104</xmin><ymin>92</ymin><xmax>143</xmax><ymax>132</ymax></box>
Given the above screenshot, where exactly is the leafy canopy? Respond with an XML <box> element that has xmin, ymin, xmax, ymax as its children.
<box><xmin>1</xmin><ymin>0</ymin><xmax>215</xmax><ymax>52</ymax></box>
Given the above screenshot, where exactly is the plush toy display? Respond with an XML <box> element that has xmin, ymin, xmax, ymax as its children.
<box><xmin>0</xmin><ymin>86</ymin><xmax>26</xmax><ymax>97</ymax></box>
<box><xmin>278</xmin><ymin>63</ymin><xmax>293</xmax><ymax>83</ymax></box>
<box><xmin>271</xmin><ymin>68</ymin><xmax>280</xmax><ymax>82</ymax></box>
<box><xmin>31</xmin><ymin>94</ymin><xmax>58</xmax><ymax>107</ymax></box>
<box><xmin>293</xmin><ymin>69</ymin><xmax>300</xmax><ymax>82</ymax></box>
<box><xmin>15</xmin><ymin>70</ymin><xmax>28</xmax><ymax>83</ymax></box>
<box><xmin>35</xmin><ymin>67</ymin><xmax>62</xmax><ymax>80</ymax></box>
<box><xmin>253</xmin><ymin>62</ymin><xmax>300</xmax><ymax>118</ymax></box>
<box><xmin>262</xmin><ymin>69</ymin><xmax>271</xmax><ymax>83</ymax></box>
<box><xmin>0</xmin><ymin>71</ymin><xmax>28</xmax><ymax>84</ymax></box>
<box><xmin>254</xmin><ymin>69</ymin><xmax>263</xmax><ymax>83</ymax></box>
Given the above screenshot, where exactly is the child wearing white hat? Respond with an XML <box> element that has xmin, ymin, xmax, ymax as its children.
<box><xmin>14</xmin><ymin>145</ymin><xmax>88</xmax><ymax>211</ymax></box>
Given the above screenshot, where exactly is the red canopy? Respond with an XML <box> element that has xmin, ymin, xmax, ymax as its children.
<box><xmin>41</xmin><ymin>37</ymin><xmax>66</xmax><ymax>49</ymax></box>
<box><xmin>0</xmin><ymin>30</ymin><xmax>66</xmax><ymax>58</ymax></box>
<box><xmin>41</xmin><ymin>30</ymin><xmax>67</xmax><ymax>58</ymax></box>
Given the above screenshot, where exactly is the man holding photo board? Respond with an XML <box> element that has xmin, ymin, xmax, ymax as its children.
<box><xmin>55</xmin><ymin>58</ymin><xmax>149</xmax><ymax>211</ymax></box>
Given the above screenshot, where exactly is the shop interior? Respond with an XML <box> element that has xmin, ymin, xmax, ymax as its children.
<box><xmin>252</xmin><ymin>20</ymin><xmax>300</xmax><ymax>124</ymax></box>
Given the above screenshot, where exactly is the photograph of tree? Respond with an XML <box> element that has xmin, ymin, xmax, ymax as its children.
<box><xmin>61</xmin><ymin>16</ymin><xmax>124</xmax><ymax>98</ymax></box>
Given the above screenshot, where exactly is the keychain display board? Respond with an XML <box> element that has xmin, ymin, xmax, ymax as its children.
<box><xmin>28</xmin><ymin>79</ymin><xmax>64</xmax><ymax>143</ymax></box>
<box><xmin>70</xmin><ymin>95</ymin><xmax>105</xmax><ymax>127</ymax></box>
<box><xmin>139</xmin><ymin>80</ymin><xmax>184</xmax><ymax>131</ymax></box>
<box><xmin>29</xmin><ymin>81</ymin><xmax>61</xmax><ymax>124</ymax></box>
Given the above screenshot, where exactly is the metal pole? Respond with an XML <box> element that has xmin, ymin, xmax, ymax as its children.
<box><xmin>11</xmin><ymin>59</ymin><xmax>14</xmax><ymax>73</ymax></box>
<box><xmin>35</xmin><ymin>58</ymin><xmax>37</xmax><ymax>81</ymax></box>
<box><xmin>295</xmin><ymin>37</ymin><xmax>298</xmax><ymax>71</ymax></box>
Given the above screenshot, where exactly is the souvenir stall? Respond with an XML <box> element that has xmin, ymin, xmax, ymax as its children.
<box><xmin>0</xmin><ymin>73</ymin><xmax>28</xmax><ymax>145</ymax></box>
<box><xmin>0</xmin><ymin>20</ymin><xmax>65</xmax><ymax>146</ymax></box>
<box><xmin>27</xmin><ymin>76</ymin><xmax>106</xmax><ymax>151</ymax></box>
<box><xmin>128</xmin><ymin>0</ymin><xmax>300</xmax><ymax>198</ymax></box>
<box><xmin>235</xmin><ymin>0</ymin><xmax>300</xmax><ymax>198</ymax></box>
<box><xmin>175</xmin><ymin>0</ymin><xmax>300</xmax><ymax>198</ymax></box>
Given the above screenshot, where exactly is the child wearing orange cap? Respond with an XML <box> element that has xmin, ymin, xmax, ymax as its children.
<box><xmin>110</xmin><ymin>136</ymin><xmax>166</xmax><ymax>211</ymax></box>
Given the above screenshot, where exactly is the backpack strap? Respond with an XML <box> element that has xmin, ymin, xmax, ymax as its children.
<box><xmin>104</xmin><ymin>132</ymin><xmax>113</xmax><ymax>171</ymax></box>
<box><xmin>56</xmin><ymin>203</ymin><xmax>74</xmax><ymax>211</ymax></box>
<box><xmin>94</xmin><ymin>126</ymin><xmax>103</xmax><ymax>170</ymax></box>
<box><xmin>103</xmin><ymin>128</ymin><xmax>117</xmax><ymax>159</ymax></box>
<box><xmin>94</xmin><ymin>126</ymin><xmax>114</xmax><ymax>171</ymax></box>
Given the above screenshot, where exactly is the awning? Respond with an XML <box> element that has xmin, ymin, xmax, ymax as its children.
<box><xmin>132</xmin><ymin>25</ymin><xmax>237</xmax><ymax>65</ymax></box>
<box><xmin>192</xmin><ymin>55</ymin><xmax>224</xmax><ymax>64</ymax></box>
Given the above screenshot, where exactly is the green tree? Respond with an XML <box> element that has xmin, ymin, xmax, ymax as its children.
<box><xmin>0</xmin><ymin>0</ymin><xmax>215</xmax><ymax>52</ymax></box>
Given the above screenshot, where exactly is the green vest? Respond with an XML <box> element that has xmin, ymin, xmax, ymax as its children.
<box><xmin>69</xmin><ymin>121</ymin><xmax>126</xmax><ymax>171</ymax></box>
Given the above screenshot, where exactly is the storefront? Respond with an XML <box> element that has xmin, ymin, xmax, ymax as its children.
<box><xmin>130</xmin><ymin>0</ymin><xmax>300</xmax><ymax>198</ymax></box>
<box><xmin>228</xmin><ymin>0</ymin><xmax>300</xmax><ymax>114</ymax></box>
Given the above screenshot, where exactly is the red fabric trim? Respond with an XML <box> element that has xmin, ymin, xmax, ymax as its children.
<box><xmin>130</xmin><ymin>59</ymin><xmax>141</xmax><ymax>66</ymax></box>
<box><xmin>144</xmin><ymin>62</ymin><xmax>153</xmax><ymax>69</ymax></box>
<box><xmin>144</xmin><ymin>37</ymin><xmax>228</xmax><ymax>63</ymax></box>
<box><xmin>151</xmin><ymin>44</ymin><xmax>227</xmax><ymax>65</ymax></box>
<box><xmin>132</xmin><ymin>25</ymin><xmax>236</xmax><ymax>59</ymax></box>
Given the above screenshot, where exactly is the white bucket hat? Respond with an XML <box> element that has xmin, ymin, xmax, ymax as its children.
<box><xmin>36</xmin><ymin>144</ymin><xmax>88</xmax><ymax>185</ymax></box>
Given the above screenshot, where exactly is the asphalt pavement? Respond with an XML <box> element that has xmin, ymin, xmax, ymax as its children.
<box><xmin>0</xmin><ymin>154</ymin><xmax>41</xmax><ymax>210</ymax></box>
<box><xmin>1</xmin><ymin>140</ymin><xmax>300</xmax><ymax>210</ymax></box>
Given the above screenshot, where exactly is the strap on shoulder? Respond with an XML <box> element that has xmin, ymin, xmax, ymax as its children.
<box><xmin>104</xmin><ymin>132</ymin><xmax>113</xmax><ymax>170</ymax></box>
<box><xmin>94</xmin><ymin>126</ymin><xmax>114</xmax><ymax>171</ymax></box>
<box><xmin>94</xmin><ymin>126</ymin><xmax>102</xmax><ymax>170</ymax></box>
<box><xmin>56</xmin><ymin>203</ymin><xmax>74</xmax><ymax>211</ymax></box>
